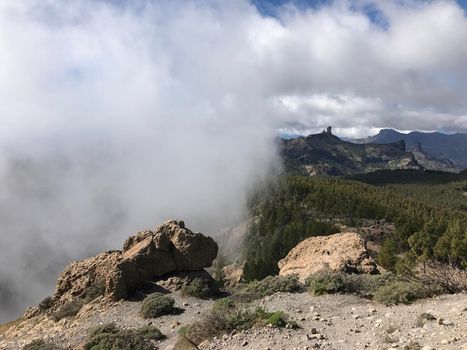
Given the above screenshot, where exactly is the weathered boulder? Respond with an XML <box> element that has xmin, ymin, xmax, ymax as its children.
<box><xmin>52</xmin><ymin>220</ymin><xmax>218</xmax><ymax>304</ymax></box>
<box><xmin>222</xmin><ymin>262</ymin><xmax>245</xmax><ymax>287</ymax></box>
<box><xmin>278</xmin><ymin>232</ymin><xmax>378</xmax><ymax>282</ymax></box>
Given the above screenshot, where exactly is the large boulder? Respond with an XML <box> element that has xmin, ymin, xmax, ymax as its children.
<box><xmin>278</xmin><ymin>232</ymin><xmax>378</xmax><ymax>282</ymax></box>
<box><xmin>52</xmin><ymin>220</ymin><xmax>218</xmax><ymax>304</ymax></box>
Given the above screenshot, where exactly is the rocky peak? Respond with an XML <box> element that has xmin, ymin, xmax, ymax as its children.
<box><xmin>26</xmin><ymin>220</ymin><xmax>218</xmax><ymax>318</ymax></box>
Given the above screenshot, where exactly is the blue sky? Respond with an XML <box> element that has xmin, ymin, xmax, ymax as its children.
<box><xmin>253</xmin><ymin>0</ymin><xmax>467</xmax><ymax>17</ymax></box>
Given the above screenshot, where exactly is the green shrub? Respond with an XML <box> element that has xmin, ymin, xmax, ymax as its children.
<box><xmin>181</xmin><ymin>278</ymin><xmax>217</xmax><ymax>299</ymax></box>
<box><xmin>84</xmin><ymin>323</ymin><xmax>163</xmax><ymax>350</ymax></box>
<box><xmin>140</xmin><ymin>293</ymin><xmax>176</xmax><ymax>319</ymax></box>
<box><xmin>378</xmin><ymin>238</ymin><xmax>399</xmax><ymax>271</ymax></box>
<box><xmin>244</xmin><ymin>275</ymin><xmax>303</xmax><ymax>297</ymax></box>
<box><xmin>306</xmin><ymin>271</ymin><xmax>346</xmax><ymax>295</ymax></box>
<box><xmin>51</xmin><ymin>299</ymin><xmax>84</xmax><ymax>321</ymax></box>
<box><xmin>305</xmin><ymin>270</ymin><xmax>398</xmax><ymax>297</ymax></box>
<box><xmin>373</xmin><ymin>281</ymin><xmax>427</xmax><ymax>305</ymax></box>
<box><xmin>23</xmin><ymin>340</ymin><xmax>61</xmax><ymax>350</ymax></box>
<box><xmin>135</xmin><ymin>325</ymin><xmax>165</xmax><ymax>341</ymax></box>
<box><xmin>212</xmin><ymin>297</ymin><xmax>235</xmax><ymax>311</ymax></box>
<box><xmin>82</xmin><ymin>279</ymin><xmax>106</xmax><ymax>303</ymax></box>
<box><xmin>183</xmin><ymin>301</ymin><xmax>295</xmax><ymax>345</ymax></box>
<box><xmin>38</xmin><ymin>297</ymin><xmax>53</xmax><ymax>311</ymax></box>
<box><xmin>264</xmin><ymin>311</ymin><xmax>288</xmax><ymax>328</ymax></box>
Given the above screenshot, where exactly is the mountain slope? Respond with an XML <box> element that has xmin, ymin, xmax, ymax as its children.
<box><xmin>355</xmin><ymin>129</ymin><xmax>467</xmax><ymax>169</ymax></box>
<box><xmin>280</xmin><ymin>130</ymin><xmax>422</xmax><ymax>176</ymax></box>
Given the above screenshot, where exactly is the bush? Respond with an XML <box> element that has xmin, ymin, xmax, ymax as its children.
<box><xmin>264</xmin><ymin>311</ymin><xmax>288</xmax><ymax>328</ymax></box>
<box><xmin>417</xmin><ymin>262</ymin><xmax>467</xmax><ymax>294</ymax></box>
<box><xmin>51</xmin><ymin>299</ymin><xmax>84</xmax><ymax>321</ymax></box>
<box><xmin>82</xmin><ymin>278</ymin><xmax>106</xmax><ymax>303</ymax></box>
<box><xmin>181</xmin><ymin>278</ymin><xmax>217</xmax><ymax>299</ymax></box>
<box><xmin>244</xmin><ymin>275</ymin><xmax>303</xmax><ymax>297</ymax></box>
<box><xmin>23</xmin><ymin>340</ymin><xmax>61</xmax><ymax>350</ymax></box>
<box><xmin>135</xmin><ymin>325</ymin><xmax>165</xmax><ymax>341</ymax></box>
<box><xmin>373</xmin><ymin>281</ymin><xmax>427</xmax><ymax>305</ymax></box>
<box><xmin>378</xmin><ymin>238</ymin><xmax>399</xmax><ymax>271</ymax></box>
<box><xmin>183</xmin><ymin>300</ymin><xmax>295</xmax><ymax>345</ymax></box>
<box><xmin>212</xmin><ymin>297</ymin><xmax>235</xmax><ymax>311</ymax></box>
<box><xmin>140</xmin><ymin>293</ymin><xmax>176</xmax><ymax>319</ymax></box>
<box><xmin>38</xmin><ymin>297</ymin><xmax>53</xmax><ymax>311</ymax></box>
<box><xmin>84</xmin><ymin>323</ymin><xmax>164</xmax><ymax>350</ymax></box>
<box><xmin>305</xmin><ymin>270</ymin><xmax>398</xmax><ymax>297</ymax></box>
<box><xmin>306</xmin><ymin>271</ymin><xmax>346</xmax><ymax>295</ymax></box>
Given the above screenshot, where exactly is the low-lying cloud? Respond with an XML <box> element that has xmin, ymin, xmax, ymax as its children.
<box><xmin>1</xmin><ymin>0</ymin><xmax>467</xmax><ymax>321</ymax></box>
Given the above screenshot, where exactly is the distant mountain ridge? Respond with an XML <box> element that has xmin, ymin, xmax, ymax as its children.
<box><xmin>280</xmin><ymin>128</ymin><xmax>459</xmax><ymax>176</ymax></box>
<box><xmin>354</xmin><ymin>129</ymin><xmax>467</xmax><ymax>169</ymax></box>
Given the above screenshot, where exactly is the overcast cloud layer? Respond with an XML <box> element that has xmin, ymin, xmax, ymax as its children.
<box><xmin>1</xmin><ymin>0</ymin><xmax>467</xmax><ymax>321</ymax></box>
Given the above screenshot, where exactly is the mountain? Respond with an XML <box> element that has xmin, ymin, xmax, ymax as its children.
<box><xmin>280</xmin><ymin>129</ymin><xmax>430</xmax><ymax>176</ymax></box>
<box><xmin>355</xmin><ymin>129</ymin><xmax>467</xmax><ymax>169</ymax></box>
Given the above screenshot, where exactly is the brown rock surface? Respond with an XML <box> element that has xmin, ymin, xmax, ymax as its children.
<box><xmin>278</xmin><ymin>232</ymin><xmax>378</xmax><ymax>282</ymax></box>
<box><xmin>52</xmin><ymin>220</ymin><xmax>218</xmax><ymax>305</ymax></box>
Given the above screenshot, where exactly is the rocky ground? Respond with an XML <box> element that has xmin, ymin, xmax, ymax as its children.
<box><xmin>1</xmin><ymin>291</ymin><xmax>466</xmax><ymax>350</ymax></box>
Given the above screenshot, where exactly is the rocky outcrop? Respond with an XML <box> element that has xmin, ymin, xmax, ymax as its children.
<box><xmin>278</xmin><ymin>232</ymin><xmax>378</xmax><ymax>282</ymax></box>
<box><xmin>280</xmin><ymin>132</ymin><xmax>423</xmax><ymax>176</ymax></box>
<box><xmin>52</xmin><ymin>220</ymin><xmax>218</xmax><ymax>305</ymax></box>
<box><xmin>222</xmin><ymin>262</ymin><xmax>246</xmax><ymax>287</ymax></box>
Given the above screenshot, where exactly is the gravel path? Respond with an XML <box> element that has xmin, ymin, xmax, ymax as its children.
<box><xmin>1</xmin><ymin>292</ymin><xmax>466</xmax><ymax>350</ymax></box>
<box><xmin>203</xmin><ymin>293</ymin><xmax>467</xmax><ymax>350</ymax></box>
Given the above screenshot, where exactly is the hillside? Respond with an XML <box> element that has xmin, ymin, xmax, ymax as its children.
<box><xmin>2</xmin><ymin>290</ymin><xmax>466</xmax><ymax>350</ymax></box>
<box><xmin>243</xmin><ymin>175</ymin><xmax>467</xmax><ymax>280</ymax></box>
<box><xmin>355</xmin><ymin>129</ymin><xmax>467</xmax><ymax>169</ymax></box>
<box><xmin>280</xmin><ymin>129</ymin><xmax>459</xmax><ymax>176</ymax></box>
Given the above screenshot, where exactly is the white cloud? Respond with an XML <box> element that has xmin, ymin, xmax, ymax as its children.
<box><xmin>1</xmin><ymin>0</ymin><xmax>467</xmax><ymax>320</ymax></box>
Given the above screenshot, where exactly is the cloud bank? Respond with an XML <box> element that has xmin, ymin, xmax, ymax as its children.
<box><xmin>1</xmin><ymin>0</ymin><xmax>467</xmax><ymax>321</ymax></box>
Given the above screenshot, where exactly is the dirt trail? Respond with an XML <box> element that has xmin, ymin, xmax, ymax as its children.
<box><xmin>1</xmin><ymin>292</ymin><xmax>466</xmax><ymax>350</ymax></box>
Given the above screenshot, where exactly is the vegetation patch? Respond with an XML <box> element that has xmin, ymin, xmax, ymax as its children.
<box><xmin>181</xmin><ymin>299</ymin><xmax>297</xmax><ymax>346</ymax></box>
<box><xmin>38</xmin><ymin>297</ymin><xmax>53</xmax><ymax>311</ymax></box>
<box><xmin>373</xmin><ymin>281</ymin><xmax>429</xmax><ymax>305</ymax></box>
<box><xmin>140</xmin><ymin>293</ymin><xmax>178</xmax><ymax>319</ymax></box>
<box><xmin>181</xmin><ymin>277</ymin><xmax>218</xmax><ymax>299</ymax></box>
<box><xmin>51</xmin><ymin>299</ymin><xmax>84</xmax><ymax>321</ymax></box>
<box><xmin>82</xmin><ymin>278</ymin><xmax>106</xmax><ymax>303</ymax></box>
<box><xmin>244</xmin><ymin>275</ymin><xmax>303</xmax><ymax>296</ymax></box>
<box><xmin>243</xmin><ymin>176</ymin><xmax>467</xmax><ymax>281</ymax></box>
<box><xmin>305</xmin><ymin>270</ymin><xmax>396</xmax><ymax>297</ymax></box>
<box><xmin>84</xmin><ymin>323</ymin><xmax>164</xmax><ymax>350</ymax></box>
<box><xmin>135</xmin><ymin>325</ymin><xmax>166</xmax><ymax>341</ymax></box>
<box><xmin>22</xmin><ymin>339</ymin><xmax>62</xmax><ymax>350</ymax></box>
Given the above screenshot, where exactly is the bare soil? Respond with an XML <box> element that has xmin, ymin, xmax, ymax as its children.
<box><xmin>1</xmin><ymin>292</ymin><xmax>466</xmax><ymax>350</ymax></box>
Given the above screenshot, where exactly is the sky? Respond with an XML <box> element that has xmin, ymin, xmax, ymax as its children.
<box><xmin>1</xmin><ymin>0</ymin><xmax>467</xmax><ymax>321</ymax></box>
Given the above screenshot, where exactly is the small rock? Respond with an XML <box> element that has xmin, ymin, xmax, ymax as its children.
<box><xmin>242</xmin><ymin>340</ymin><xmax>248</xmax><ymax>347</ymax></box>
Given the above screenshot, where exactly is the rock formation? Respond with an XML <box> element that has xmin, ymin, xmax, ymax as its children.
<box><xmin>278</xmin><ymin>232</ymin><xmax>378</xmax><ymax>282</ymax></box>
<box><xmin>51</xmin><ymin>220</ymin><xmax>218</xmax><ymax>307</ymax></box>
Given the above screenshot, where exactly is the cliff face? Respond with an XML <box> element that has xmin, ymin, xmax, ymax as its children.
<box><xmin>355</xmin><ymin>129</ymin><xmax>467</xmax><ymax>169</ymax></box>
<box><xmin>280</xmin><ymin>131</ymin><xmax>422</xmax><ymax>176</ymax></box>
